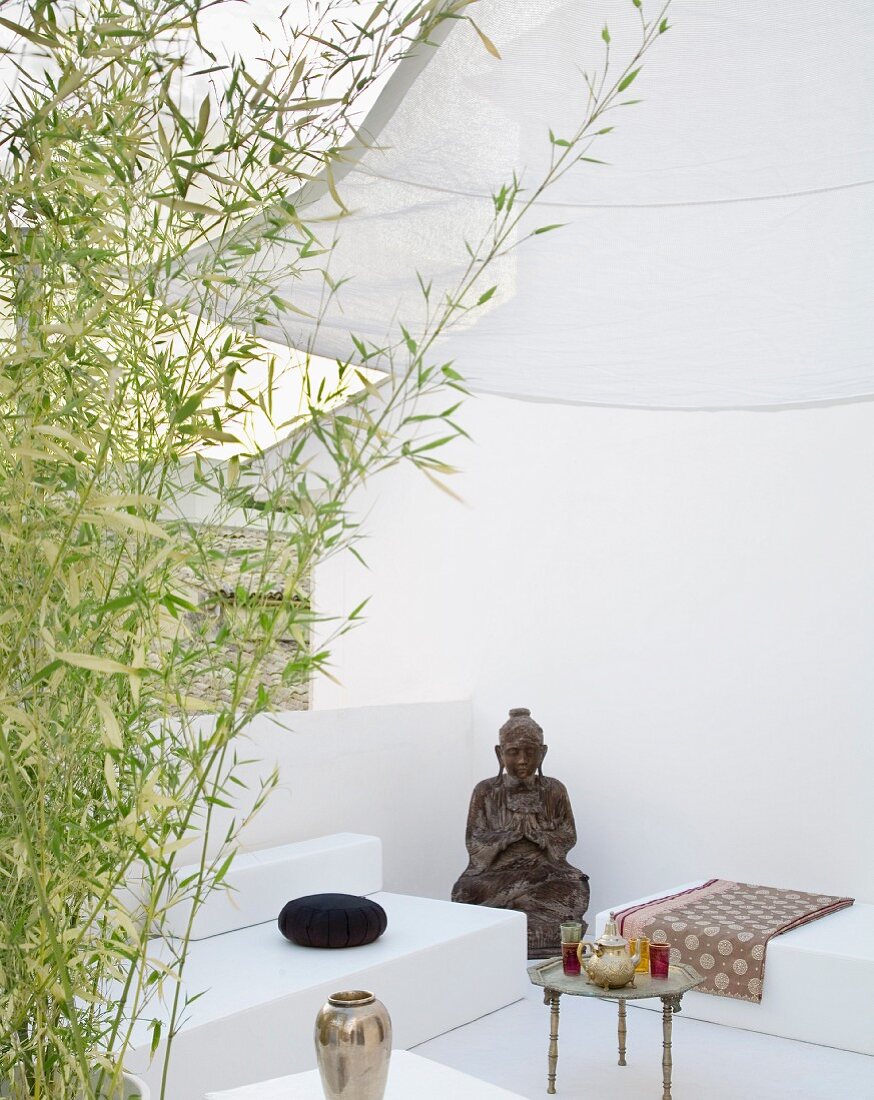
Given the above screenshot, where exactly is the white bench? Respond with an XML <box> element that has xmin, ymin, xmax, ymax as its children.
<box><xmin>125</xmin><ymin>834</ymin><xmax>527</xmax><ymax>1097</ymax></box>
<box><xmin>596</xmin><ymin>882</ymin><xmax>874</xmax><ymax>1055</ymax></box>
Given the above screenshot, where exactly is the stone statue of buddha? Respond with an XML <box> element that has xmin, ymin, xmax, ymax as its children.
<box><xmin>451</xmin><ymin>707</ymin><xmax>589</xmax><ymax>957</ymax></box>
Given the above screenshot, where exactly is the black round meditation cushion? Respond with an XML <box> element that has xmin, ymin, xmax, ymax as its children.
<box><xmin>278</xmin><ymin>893</ymin><xmax>388</xmax><ymax>948</ymax></box>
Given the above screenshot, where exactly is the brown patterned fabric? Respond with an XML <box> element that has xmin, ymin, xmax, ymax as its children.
<box><xmin>616</xmin><ymin>881</ymin><xmax>853</xmax><ymax>1003</ymax></box>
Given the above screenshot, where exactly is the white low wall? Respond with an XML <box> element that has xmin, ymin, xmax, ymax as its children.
<box><xmin>308</xmin><ymin>396</ymin><xmax>874</xmax><ymax>919</ymax></box>
<box><xmin>200</xmin><ymin>700</ymin><xmax>474</xmax><ymax>901</ymax></box>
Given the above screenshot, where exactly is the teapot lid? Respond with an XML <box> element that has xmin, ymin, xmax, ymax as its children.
<box><xmin>598</xmin><ymin>913</ymin><xmax>629</xmax><ymax>948</ymax></box>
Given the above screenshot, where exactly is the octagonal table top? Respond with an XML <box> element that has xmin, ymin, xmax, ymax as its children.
<box><xmin>528</xmin><ymin>957</ymin><xmax>703</xmax><ymax>1001</ymax></box>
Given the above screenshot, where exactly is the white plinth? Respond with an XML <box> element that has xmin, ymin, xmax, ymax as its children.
<box><xmin>204</xmin><ymin>1050</ymin><xmax>527</xmax><ymax>1099</ymax></box>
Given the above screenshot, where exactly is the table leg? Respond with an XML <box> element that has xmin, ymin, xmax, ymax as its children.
<box><xmin>544</xmin><ymin>989</ymin><xmax>561</xmax><ymax>1094</ymax></box>
<box><xmin>617</xmin><ymin>999</ymin><xmax>627</xmax><ymax>1066</ymax></box>
<box><xmin>661</xmin><ymin>996</ymin><xmax>673</xmax><ymax>1099</ymax></box>
<box><xmin>660</xmin><ymin>994</ymin><xmax>681</xmax><ymax>1100</ymax></box>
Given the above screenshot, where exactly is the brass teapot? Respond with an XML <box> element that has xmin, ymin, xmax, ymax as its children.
<box><xmin>577</xmin><ymin>913</ymin><xmax>640</xmax><ymax>989</ymax></box>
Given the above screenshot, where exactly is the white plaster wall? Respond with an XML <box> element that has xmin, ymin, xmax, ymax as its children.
<box><xmin>310</xmin><ymin>396</ymin><xmax>874</xmax><ymax>918</ymax></box>
<box><xmin>203</xmin><ymin>700</ymin><xmax>473</xmax><ymax>900</ymax></box>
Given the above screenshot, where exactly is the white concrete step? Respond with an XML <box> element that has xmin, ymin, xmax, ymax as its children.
<box><xmin>165</xmin><ymin>833</ymin><xmax>383</xmax><ymax>941</ymax></box>
<box><xmin>125</xmin><ymin>835</ymin><xmax>527</xmax><ymax>1098</ymax></box>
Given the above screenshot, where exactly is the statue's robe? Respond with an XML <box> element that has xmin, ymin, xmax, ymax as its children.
<box><xmin>451</xmin><ymin>774</ymin><xmax>589</xmax><ymax>956</ymax></box>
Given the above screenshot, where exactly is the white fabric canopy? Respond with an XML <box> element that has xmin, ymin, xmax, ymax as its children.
<box><xmin>180</xmin><ymin>0</ymin><xmax>874</xmax><ymax>409</ymax></box>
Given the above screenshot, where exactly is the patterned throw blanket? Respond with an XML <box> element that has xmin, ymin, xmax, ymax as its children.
<box><xmin>615</xmin><ymin>880</ymin><xmax>853</xmax><ymax>1003</ymax></box>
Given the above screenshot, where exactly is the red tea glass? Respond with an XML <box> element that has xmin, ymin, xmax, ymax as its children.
<box><xmin>560</xmin><ymin>920</ymin><xmax>583</xmax><ymax>976</ymax></box>
<box><xmin>649</xmin><ymin>941</ymin><xmax>670</xmax><ymax>980</ymax></box>
<box><xmin>561</xmin><ymin>940</ymin><xmax>581</xmax><ymax>976</ymax></box>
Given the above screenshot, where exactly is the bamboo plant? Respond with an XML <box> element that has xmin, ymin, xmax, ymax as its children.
<box><xmin>0</xmin><ymin>0</ymin><xmax>670</xmax><ymax>1096</ymax></box>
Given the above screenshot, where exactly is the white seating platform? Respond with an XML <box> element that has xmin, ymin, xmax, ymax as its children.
<box><xmin>205</xmin><ymin>1049</ymin><xmax>528</xmax><ymax>1099</ymax></box>
<box><xmin>597</xmin><ymin>882</ymin><xmax>874</xmax><ymax>1055</ymax></box>
<box><xmin>125</xmin><ymin>834</ymin><xmax>527</xmax><ymax>1098</ymax></box>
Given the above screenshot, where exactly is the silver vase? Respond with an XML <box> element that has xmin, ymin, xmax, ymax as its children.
<box><xmin>314</xmin><ymin>990</ymin><xmax>392</xmax><ymax>1100</ymax></box>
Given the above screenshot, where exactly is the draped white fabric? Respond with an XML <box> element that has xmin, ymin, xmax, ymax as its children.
<box><xmin>180</xmin><ymin>0</ymin><xmax>874</xmax><ymax>409</ymax></box>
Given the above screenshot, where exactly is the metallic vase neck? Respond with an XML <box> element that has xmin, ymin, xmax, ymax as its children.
<box><xmin>328</xmin><ymin>990</ymin><xmax>375</xmax><ymax>1007</ymax></box>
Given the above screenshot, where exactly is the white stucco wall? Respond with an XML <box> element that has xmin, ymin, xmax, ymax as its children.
<box><xmin>309</xmin><ymin>395</ymin><xmax>874</xmax><ymax>917</ymax></box>
<box><xmin>208</xmin><ymin>700</ymin><xmax>474</xmax><ymax>900</ymax></box>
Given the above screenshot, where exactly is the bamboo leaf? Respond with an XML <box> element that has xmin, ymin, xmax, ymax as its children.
<box><xmin>0</xmin><ymin>15</ymin><xmax>54</xmax><ymax>47</ymax></box>
<box><xmin>324</xmin><ymin>161</ymin><xmax>350</xmax><ymax>215</ymax></box>
<box><xmin>180</xmin><ymin>426</ymin><xmax>240</xmax><ymax>444</ymax></box>
<box><xmin>104</xmin><ymin>755</ymin><xmax>119</xmax><ymax>800</ymax></box>
<box><xmin>57</xmin><ymin>652</ymin><xmax>134</xmax><ymax>676</ymax></box>
<box><xmin>286</xmin><ymin>97</ymin><xmax>341</xmax><ymax>112</ymax></box>
<box><xmin>33</xmin><ymin>425</ymin><xmax>86</xmax><ymax>450</ymax></box>
<box><xmin>421</xmin><ymin>467</ymin><xmax>465</xmax><ymax>503</ymax></box>
<box><xmin>269</xmin><ymin>295</ymin><xmax>314</xmax><ymax>318</ymax></box>
<box><xmin>95</xmin><ymin>698</ymin><xmax>124</xmax><ymax>750</ymax></box>
<box><xmin>56</xmin><ymin>69</ymin><xmax>86</xmax><ymax>101</ymax></box>
<box><xmin>152</xmin><ymin>195</ymin><xmax>223</xmax><ymax>217</ymax></box>
<box><xmin>195</xmin><ymin>94</ymin><xmax>211</xmax><ymax>142</ymax></box>
<box><xmin>86</xmin><ymin>510</ymin><xmax>169</xmax><ymax>540</ymax></box>
<box><xmin>153</xmin><ymin>836</ymin><xmax>196</xmax><ymax>856</ymax></box>
<box><xmin>90</xmin><ymin>493</ymin><xmax>161</xmax><ymax>509</ymax></box>
<box><xmin>355</xmin><ymin>372</ymin><xmax>385</xmax><ymax>401</ymax></box>
<box><xmin>617</xmin><ymin>67</ymin><xmax>641</xmax><ymax>92</ymax></box>
<box><xmin>468</xmin><ymin>18</ymin><xmax>501</xmax><ymax>59</ymax></box>
<box><xmin>0</xmin><ymin>704</ymin><xmax>37</xmax><ymax>732</ymax></box>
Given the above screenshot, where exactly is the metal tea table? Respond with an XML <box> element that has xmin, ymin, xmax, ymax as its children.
<box><xmin>528</xmin><ymin>958</ymin><xmax>703</xmax><ymax>1098</ymax></box>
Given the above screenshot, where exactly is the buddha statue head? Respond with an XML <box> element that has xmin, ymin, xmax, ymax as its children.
<box><xmin>495</xmin><ymin>707</ymin><xmax>548</xmax><ymax>782</ymax></box>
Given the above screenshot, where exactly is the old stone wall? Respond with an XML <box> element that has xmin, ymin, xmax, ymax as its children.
<box><xmin>179</xmin><ymin>525</ymin><xmax>310</xmax><ymax>711</ymax></box>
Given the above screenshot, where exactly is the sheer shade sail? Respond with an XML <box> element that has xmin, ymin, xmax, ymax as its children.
<box><xmin>176</xmin><ymin>0</ymin><xmax>874</xmax><ymax>409</ymax></box>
